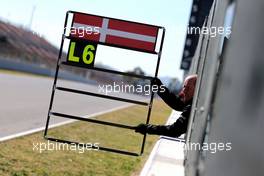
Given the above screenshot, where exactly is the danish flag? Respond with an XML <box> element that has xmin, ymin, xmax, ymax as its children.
<box><xmin>70</xmin><ymin>13</ymin><xmax>159</xmax><ymax>52</ymax></box>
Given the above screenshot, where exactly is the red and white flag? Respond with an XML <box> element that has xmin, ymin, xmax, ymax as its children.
<box><xmin>70</xmin><ymin>13</ymin><xmax>159</xmax><ymax>52</ymax></box>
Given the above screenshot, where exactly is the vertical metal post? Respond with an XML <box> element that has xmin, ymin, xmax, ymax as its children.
<box><xmin>140</xmin><ymin>28</ymin><xmax>166</xmax><ymax>154</ymax></box>
<box><xmin>44</xmin><ymin>12</ymin><xmax>70</xmax><ymax>137</ymax></box>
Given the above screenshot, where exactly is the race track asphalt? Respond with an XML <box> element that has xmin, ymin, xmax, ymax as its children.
<box><xmin>0</xmin><ymin>73</ymin><xmax>147</xmax><ymax>139</ymax></box>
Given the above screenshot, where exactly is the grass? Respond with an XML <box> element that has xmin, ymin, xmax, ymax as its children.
<box><xmin>0</xmin><ymin>100</ymin><xmax>171</xmax><ymax>176</ymax></box>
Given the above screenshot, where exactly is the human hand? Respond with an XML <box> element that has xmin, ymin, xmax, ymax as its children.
<box><xmin>151</xmin><ymin>77</ymin><xmax>162</xmax><ymax>86</ymax></box>
<box><xmin>135</xmin><ymin>123</ymin><xmax>148</xmax><ymax>134</ymax></box>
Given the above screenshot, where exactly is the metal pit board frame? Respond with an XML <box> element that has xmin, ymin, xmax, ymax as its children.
<box><xmin>44</xmin><ymin>10</ymin><xmax>165</xmax><ymax>156</ymax></box>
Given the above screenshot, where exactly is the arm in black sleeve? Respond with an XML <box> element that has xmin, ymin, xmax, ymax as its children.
<box><xmin>156</xmin><ymin>83</ymin><xmax>185</xmax><ymax>111</ymax></box>
<box><xmin>145</xmin><ymin>116</ymin><xmax>188</xmax><ymax>138</ymax></box>
<box><xmin>151</xmin><ymin>77</ymin><xmax>184</xmax><ymax>111</ymax></box>
<box><xmin>145</xmin><ymin>105</ymin><xmax>191</xmax><ymax>138</ymax></box>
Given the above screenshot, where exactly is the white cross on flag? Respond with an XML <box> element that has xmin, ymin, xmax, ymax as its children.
<box><xmin>70</xmin><ymin>13</ymin><xmax>159</xmax><ymax>52</ymax></box>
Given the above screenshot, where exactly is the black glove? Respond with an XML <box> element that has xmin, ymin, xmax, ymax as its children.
<box><xmin>135</xmin><ymin>123</ymin><xmax>149</xmax><ymax>134</ymax></box>
<box><xmin>151</xmin><ymin>77</ymin><xmax>162</xmax><ymax>87</ymax></box>
<box><xmin>151</xmin><ymin>77</ymin><xmax>163</xmax><ymax>94</ymax></box>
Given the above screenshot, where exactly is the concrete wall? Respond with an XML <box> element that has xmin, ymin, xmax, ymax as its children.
<box><xmin>185</xmin><ymin>0</ymin><xmax>264</xmax><ymax>175</ymax></box>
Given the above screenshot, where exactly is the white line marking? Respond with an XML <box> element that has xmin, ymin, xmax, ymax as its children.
<box><xmin>0</xmin><ymin>104</ymin><xmax>132</xmax><ymax>142</ymax></box>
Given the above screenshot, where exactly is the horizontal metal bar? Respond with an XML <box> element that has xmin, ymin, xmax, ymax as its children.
<box><xmin>56</xmin><ymin>86</ymin><xmax>149</xmax><ymax>106</ymax></box>
<box><xmin>61</xmin><ymin>61</ymin><xmax>153</xmax><ymax>80</ymax></box>
<box><xmin>50</xmin><ymin>111</ymin><xmax>136</xmax><ymax>130</ymax></box>
<box><xmin>67</xmin><ymin>10</ymin><xmax>163</xmax><ymax>29</ymax></box>
<box><xmin>64</xmin><ymin>35</ymin><xmax>158</xmax><ymax>55</ymax></box>
<box><xmin>45</xmin><ymin>137</ymin><xmax>140</xmax><ymax>156</ymax></box>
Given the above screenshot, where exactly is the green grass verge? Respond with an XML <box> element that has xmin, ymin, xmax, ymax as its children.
<box><xmin>0</xmin><ymin>100</ymin><xmax>171</xmax><ymax>176</ymax></box>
